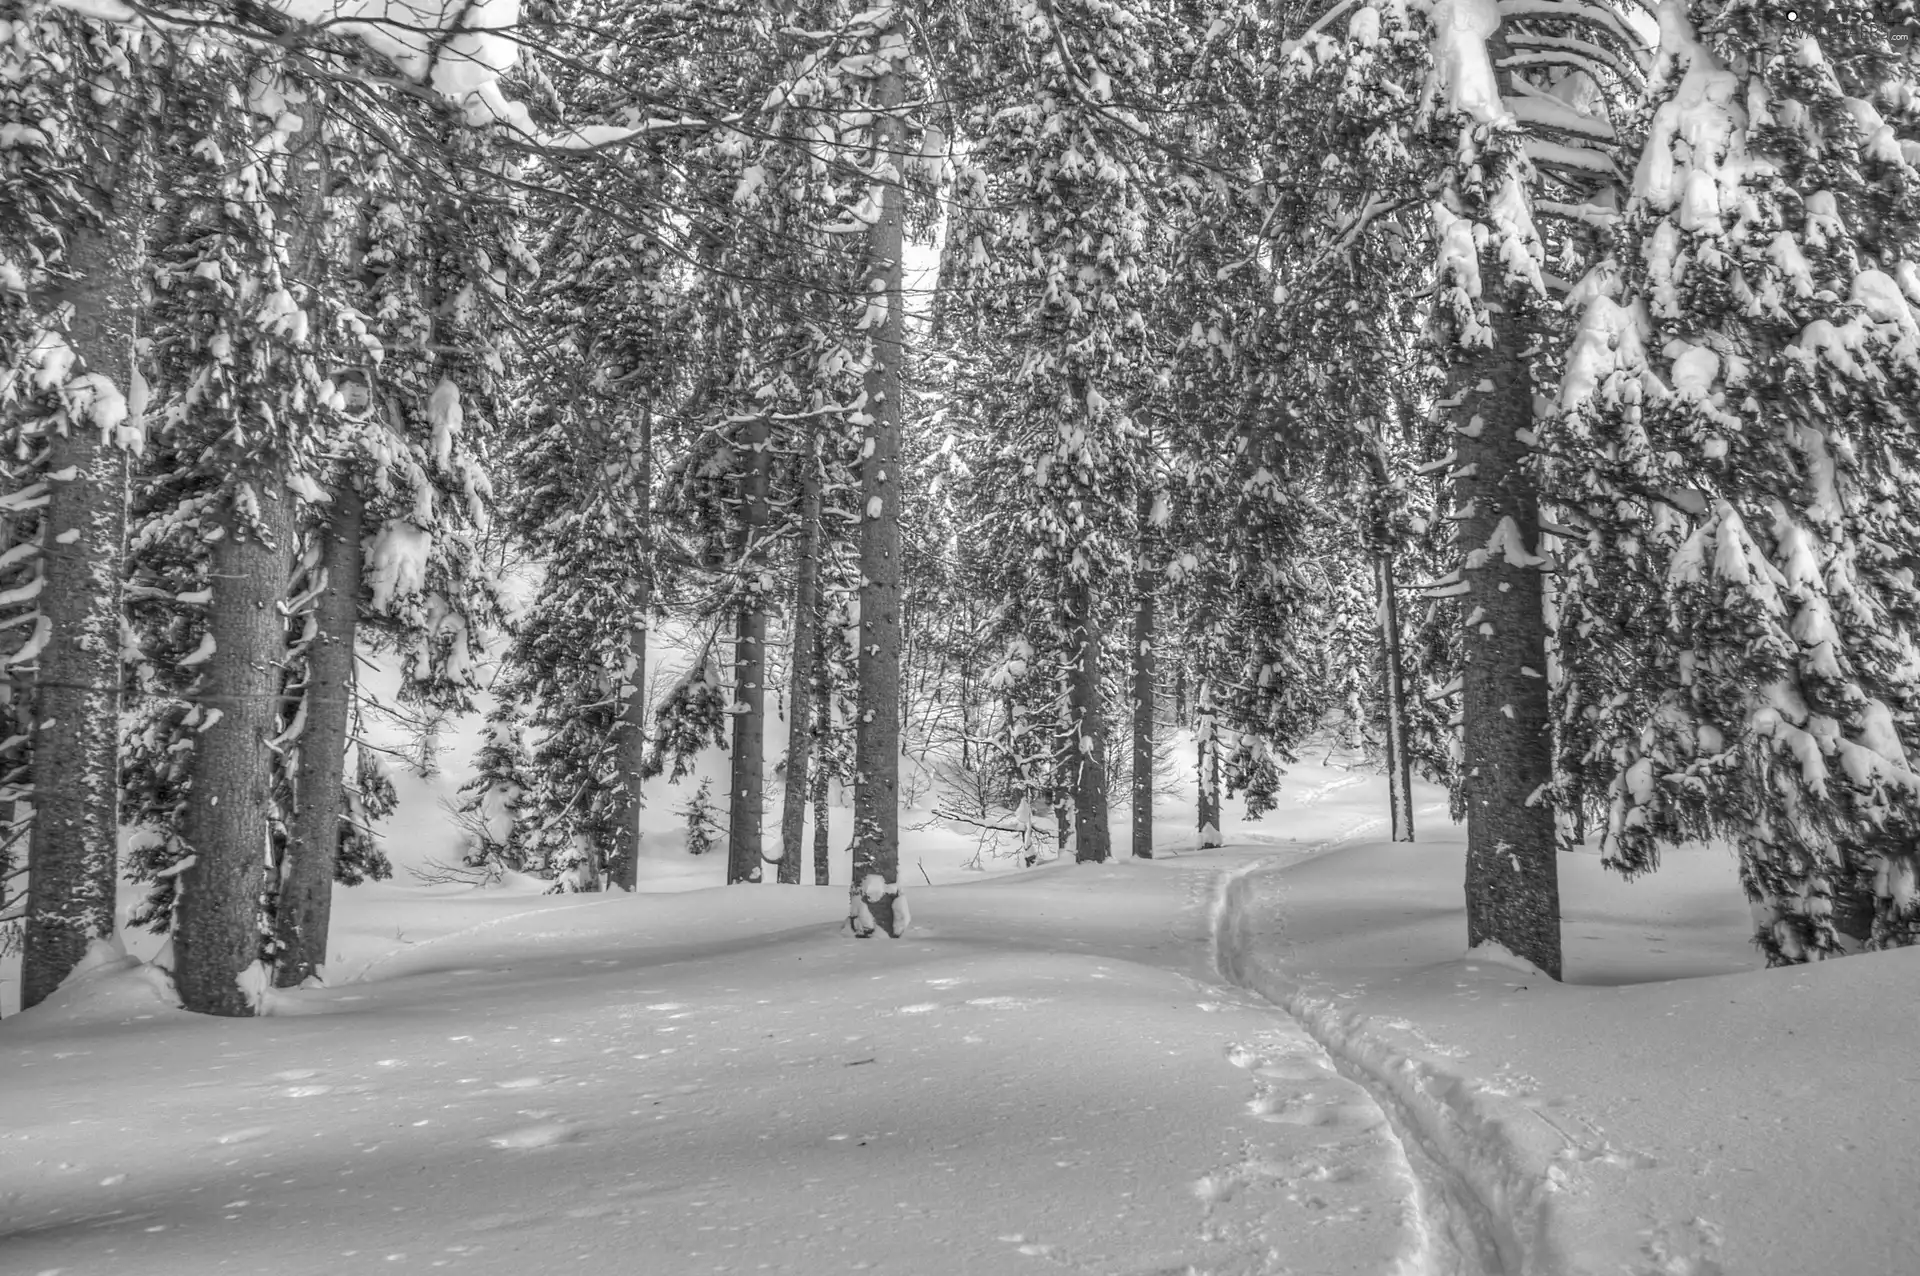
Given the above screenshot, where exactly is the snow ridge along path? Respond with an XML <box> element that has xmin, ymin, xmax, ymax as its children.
<box><xmin>1215</xmin><ymin>862</ymin><xmax>1522</xmax><ymax>1276</ymax></box>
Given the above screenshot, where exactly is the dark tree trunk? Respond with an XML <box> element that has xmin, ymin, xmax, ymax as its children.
<box><xmin>1451</xmin><ymin>268</ymin><xmax>1561</xmax><ymax>981</ymax></box>
<box><xmin>175</xmin><ymin>481</ymin><xmax>295</xmax><ymax>1016</ymax></box>
<box><xmin>273</xmin><ymin>487</ymin><xmax>361</xmax><ymax>987</ymax></box>
<box><xmin>779</xmin><ymin>438</ymin><xmax>823</xmax><ymax>883</ymax></box>
<box><xmin>609</xmin><ymin>405</ymin><xmax>652</xmax><ymax>894</ymax></box>
<box><xmin>850</xmin><ymin>42</ymin><xmax>907</xmax><ymax>936</ymax></box>
<box><xmin>1130</xmin><ymin>494</ymin><xmax>1155</xmax><ymax>860</ymax></box>
<box><xmin>1065</xmin><ymin>576</ymin><xmax>1110</xmax><ymax>863</ymax></box>
<box><xmin>727</xmin><ymin>413</ymin><xmax>772</xmax><ymax>885</ymax></box>
<box><xmin>20</xmin><ymin>216</ymin><xmax>139</xmax><ymax>1009</ymax></box>
<box><xmin>810</xmin><ymin>591</ymin><xmax>832</xmax><ymax>886</ymax></box>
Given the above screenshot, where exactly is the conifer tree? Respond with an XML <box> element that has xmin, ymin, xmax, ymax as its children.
<box><xmin>1554</xmin><ymin>0</ymin><xmax>1920</xmax><ymax>961</ymax></box>
<box><xmin>1</xmin><ymin>1</ymin><xmax>155</xmax><ymax>1006</ymax></box>
<box><xmin>126</xmin><ymin>53</ymin><xmax>338</xmax><ymax>1015</ymax></box>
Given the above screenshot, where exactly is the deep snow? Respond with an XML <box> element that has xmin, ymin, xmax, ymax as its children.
<box><xmin>4</xmin><ymin>762</ymin><xmax>1915</xmax><ymax>1275</ymax></box>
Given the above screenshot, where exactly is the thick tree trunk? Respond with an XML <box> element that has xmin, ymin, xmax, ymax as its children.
<box><xmin>20</xmin><ymin>218</ymin><xmax>139</xmax><ymax>1009</ymax></box>
<box><xmin>609</xmin><ymin>405</ymin><xmax>652</xmax><ymax>894</ymax></box>
<box><xmin>779</xmin><ymin>439</ymin><xmax>822</xmax><ymax>883</ymax></box>
<box><xmin>1130</xmin><ymin>497</ymin><xmax>1155</xmax><ymax>860</ymax></box>
<box><xmin>727</xmin><ymin>413</ymin><xmax>772</xmax><ymax>885</ymax></box>
<box><xmin>850</xmin><ymin>43</ymin><xmax>907</xmax><ymax>936</ymax></box>
<box><xmin>1452</xmin><ymin>284</ymin><xmax>1561</xmax><ymax>980</ymax></box>
<box><xmin>175</xmin><ymin>481</ymin><xmax>295</xmax><ymax>1016</ymax></box>
<box><xmin>273</xmin><ymin>487</ymin><xmax>361</xmax><ymax>987</ymax></box>
<box><xmin>1065</xmin><ymin>576</ymin><xmax>1110</xmax><ymax>863</ymax></box>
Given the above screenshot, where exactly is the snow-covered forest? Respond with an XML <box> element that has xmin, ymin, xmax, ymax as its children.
<box><xmin>5</xmin><ymin>1</ymin><xmax>1920</xmax><ymax>1272</ymax></box>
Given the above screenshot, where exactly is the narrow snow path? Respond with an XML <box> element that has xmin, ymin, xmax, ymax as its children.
<box><xmin>4</xmin><ymin>843</ymin><xmax>1424</xmax><ymax>1275</ymax></box>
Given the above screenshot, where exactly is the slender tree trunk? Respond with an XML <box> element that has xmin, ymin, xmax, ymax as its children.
<box><xmin>609</xmin><ymin>405</ymin><xmax>653</xmax><ymax>893</ymax></box>
<box><xmin>20</xmin><ymin>218</ymin><xmax>139</xmax><ymax>1009</ymax></box>
<box><xmin>273</xmin><ymin>487</ymin><xmax>361</xmax><ymax>987</ymax></box>
<box><xmin>1197</xmin><ymin>691</ymin><xmax>1222</xmax><ymax>848</ymax></box>
<box><xmin>778</xmin><ymin>438</ymin><xmax>822</xmax><ymax>883</ymax></box>
<box><xmin>727</xmin><ymin>413</ymin><xmax>772</xmax><ymax>885</ymax></box>
<box><xmin>1365</xmin><ymin>418</ymin><xmax>1414</xmax><ymax>844</ymax></box>
<box><xmin>850</xmin><ymin>40</ymin><xmax>907</xmax><ymax>935</ymax></box>
<box><xmin>810</xmin><ymin>589</ymin><xmax>832</xmax><ymax>886</ymax></box>
<box><xmin>1065</xmin><ymin>576</ymin><xmax>1110</xmax><ymax>863</ymax></box>
<box><xmin>1377</xmin><ymin>550</ymin><xmax>1414</xmax><ymax>843</ymax></box>
<box><xmin>1452</xmin><ymin>270</ymin><xmax>1561</xmax><ymax>981</ymax></box>
<box><xmin>810</xmin><ymin>744</ymin><xmax>832</xmax><ymax>886</ymax></box>
<box><xmin>1130</xmin><ymin>493</ymin><xmax>1155</xmax><ymax>860</ymax></box>
<box><xmin>175</xmin><ymin>480</ymin><xmax>296</xmax><ymax>1016</ymax></box>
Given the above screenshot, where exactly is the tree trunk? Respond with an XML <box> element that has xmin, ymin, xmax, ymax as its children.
<box><xmin>20</xmin><ymin>217</ymin><xmax>139</xmax><ymax>1009</ymax></box>
<box><xmin>1377</xmin><ymin>550</ymin><xmax>1414</xmax><ymax>842</ymax></box>
<box><xmin>175</xmin><ymin>481</ymin><xmax>295</xmax><ymax>1016</ymax></box>
<box><xmin>1065</xmin><ymin>576</ymin><xmax>1110</xmax><ymax>863</ymax></box>
<box><xmin>273</xmin><ymin>486</ymin><xmax>361</xmax><ymax>987</ymax></box>
<box><xmin>850</xmin><ymin>40</ymin><xmax>907</xmax><ymax>936</ymax></box>
<box><xmin>1452</xmin><ymin>277</ymin><xmax>1561</xmax><ymax>980</ymax></box>
<box><xmin>779</xmin><ymin>437</ymin><xmax>822</xmax><ymax>883</ymax></box>
<box><xmin>1197</xmin><ymin>691</ymin><xmax>1222</xmax><ymax>849</ymax></box>
<box><xmin>1130</xmin><ymin>494</ymin><xmax>1155</xmax><ymax>860</ymax></box>
<box><xmin>726</xmin><ymin>413</ymin><xmax>772</xmax><ymax>885</ymax></box>
<box><xmin>810</xmin><ymin>594</ymin><xmax>832</xmax><ymax>886</ymax></box>
<box><xmin>609</xmin><ymin>405</ymin><xmax>652</xmax><ymax>894</ymax></box>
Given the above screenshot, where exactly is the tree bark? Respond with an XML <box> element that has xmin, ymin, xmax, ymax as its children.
<box><xmin>779</xmin><ymin>437</ymin><xmax>822</xmax><ymax>883</ymax></box>
<box><xmin>1377</xmin><ymin>550</ymin><xmax>1414</xmax><ymax>843</ymax></box>
<box><xmin>1130</xmin><ymin>492</ymin><xmax>1155</xmax><ymax>860</ymax></box>
<box><xmin>850</xmin><ymin>40</ymin><xmax>907</xmax><ymax>935</ymax></box>
<box><xmin>1065</xmin><ymin>575</ymin><xmax>1110</xmax><ymax>862</ymax></box>
<box><xmin>727</xmin><ymin>412</ymin><xmax>772</xmax><ymax>885</ymax></box>
<box><xmin>175</xmin><ymin>481</ymin><xmax>295</xmax><ymax>1016</ymax></box>
<box><xmin>609</xmin><ymin>405</ymin><xmax>652</xmax><ymax>894</ymax></box>
<box><xmin>811</xmin><ymin>594</ymin><xmax>833</xmax><ymax>886</ymax></box>
<box><xmin>20</xmin><ymin>216</ymin><xmax>139</xmax><ymax>1009</ymax></box>
<box><xmin>1452</xmin><ymin>278</ymin><xmax>1561</xmax><ymax>980</ymax></box>
<box><xmin>1197</xmin><ymin>689</ymin><xmax>1222</xmax><ymax>848</ymax></box>
<box><xmin>1364</xmin><ymin>418</ymin><xmax>1415</xmax><ymax>844</ymax></box>
<box><xmin>272</xmin><ymin>486</ymin><xmax>360</xmax><ymax>987</ymax></box>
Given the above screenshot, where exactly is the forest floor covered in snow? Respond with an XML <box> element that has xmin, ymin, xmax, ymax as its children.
<box><xmin>4</xmin><ymin>764</ymin><xmax>1917</xmax><ymax>1276</ymax></box>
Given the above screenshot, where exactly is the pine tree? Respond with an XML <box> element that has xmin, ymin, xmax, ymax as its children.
<box><xmin>1554</xmin><ymin>1</ymin><xmax>1920</xmax><ymax>961</ymax></box>
<box><xmin>126</xmin><ymin>52</ymin><xmax>339</xmax><ymax>1015</ymax></box>
<box><xmin>1</xmin><ymin>2</ymin><xmax>155</xmax><ymax>1007</ymax></box>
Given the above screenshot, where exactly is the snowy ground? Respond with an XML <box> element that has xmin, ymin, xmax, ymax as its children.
<box><xmin>4</xmin><ymin>763</ymin><xmax>1916</xmax><ymax>1275</ymax></box>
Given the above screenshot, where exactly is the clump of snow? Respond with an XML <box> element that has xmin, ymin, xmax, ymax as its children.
<box><xmin>365</xmin><ymin>518</ymin><xmax>431</xmax><ymax>613</ymax></box>
<box><xmin>1465</xmin><ymin>938</ymin><xmax>1552</xmax><ymax>978</ymax></box>
<box><xmin>1429</xmin><ymin>0</ymin><xmax>1510</xmax><ymax>127</ymax></box>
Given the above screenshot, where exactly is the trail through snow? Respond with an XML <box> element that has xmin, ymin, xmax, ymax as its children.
<box><xmin>3</xmin><ymin>774</ymin><xmax>1425</xmax><ymax>1276</ymax></box>
<box><xmin>6</xmin><ymin>761</ymin><xmax>1913</xmax><ymax>1275</ymax></box>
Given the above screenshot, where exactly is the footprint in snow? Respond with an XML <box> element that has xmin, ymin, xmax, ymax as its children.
<box><xmin>1226</xmin><ymin>1041</ymin><xmax>1333</xmax><ymax>1082</ymax></box>
<box><xmin>487</xmin><ymin>1122</ymin><xmax>583</xmax><ymax>1149</ymax></box>
<box><xmin>1560</xmin><ymin>1141</ymin><xmax>1659</xmax><ymax>1170</ymax></box>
